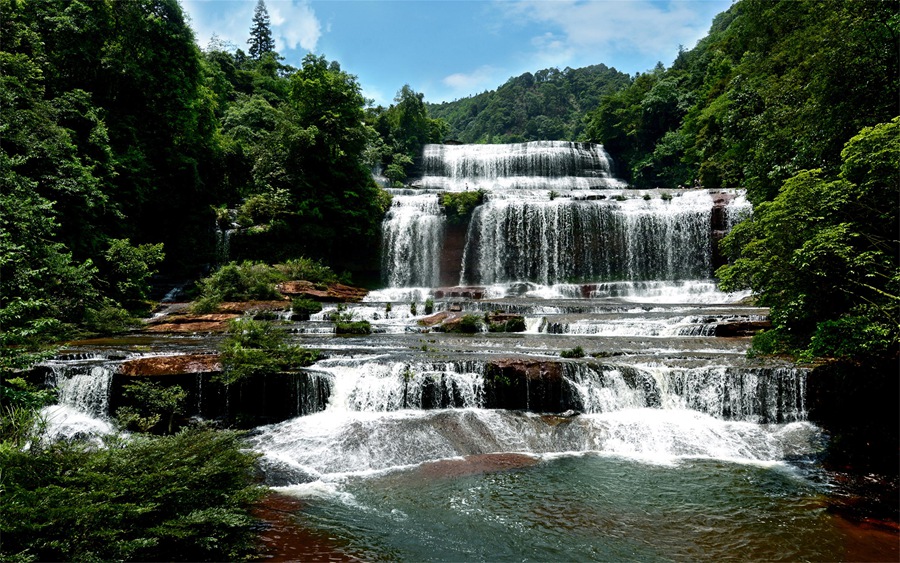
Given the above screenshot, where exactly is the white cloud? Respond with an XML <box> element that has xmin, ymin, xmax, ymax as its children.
<box><xmin>442</xmin><ymin>65</ymin><xmax>500</xmax><ymax>92</ymax></box>
<box><xmin>269</xmin><ymin>0</ymin><xmax>321</xmax><ymax>51</ymax></box>
<box><xmin>501</xmin><ymin>0</ymin><xmax>722</xmax><ymax>65</ymax></box>
<box><xmin>181</xmin><ymin>0</ymin><xmax>321</xmax><ymax>53</ymax></box>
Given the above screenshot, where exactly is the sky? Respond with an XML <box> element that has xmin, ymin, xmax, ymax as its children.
<box><xmin>181</xmin><ymin>0</ymin><xmax>734</xmax><ymax>106</ymax></box>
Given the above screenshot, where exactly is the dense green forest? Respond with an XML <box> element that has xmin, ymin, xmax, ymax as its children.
<box><xmin>427</xmin><ymin>64</ymin><xmax>631</xmax><ymax>143</ymax></box>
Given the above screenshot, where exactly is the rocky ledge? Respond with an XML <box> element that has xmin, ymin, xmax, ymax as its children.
<box><xmin>277</xmin><ymin>281</ymin><xmax>368</xmax><ymax>302</ymax></box>
<box><xmin>118</xmin><ymin>354</ymin><xmax>221</xmax><ymax>376</ymax></box>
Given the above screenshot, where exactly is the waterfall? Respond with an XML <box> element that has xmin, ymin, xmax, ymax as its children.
<box><xmin>312</xmin><ymin>359</ymin><xmax>486</xmax><ymax>412</ymax></box>
<box><xmin>381</xmin><ymin>193</ymin><xmax>444</xmax><ymax>287</ymax></box>
<box><xmin>381</xmin><ymin>141</ymin><xmax>752</xmax><ymax>289</ymax></box>
<box><xmin>280</xmin><ymin>357</ymin><xmax>806</xmax><ymax>425</ymax></box>
<box><xmin>461</xmin><ymin>191</ymin><xmax>715</xmax><ymax>285</ymax></box>
<box><xmin>564</xmin><ymin>363</ymin><xmax>808</xmax><ymax>424</ymax></box>
<box><xmin>46</xmin><ymin>362</ymin><xmax>114</xmax><ymax>418</ymax></box>
<box><xmin>419</xmin><ymin>141</ymin><xmax>625</xmax><ymax>191</ymax></box>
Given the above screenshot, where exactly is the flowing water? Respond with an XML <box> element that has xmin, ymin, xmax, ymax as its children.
<box><xmin>40</xmin><ymin>142</ymin><xmax>897</xmax><ymax>561</ymax></box>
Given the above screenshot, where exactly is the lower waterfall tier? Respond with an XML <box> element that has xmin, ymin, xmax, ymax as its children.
<box><xmin>381</xmin><ymin>189</ymin><xmax>752</xmax><ymax>288</ymax></box>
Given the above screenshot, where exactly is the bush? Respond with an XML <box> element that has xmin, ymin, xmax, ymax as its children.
<box><xmin>805</xmin><ymin>316</ymin><xmax>893</xmax><ymax>361</ymax></box>
<box><xmin>488</xmin><ymin>317</ymin><xmax>527</xmax><ymax>333</ymax></box>
<box><xmin>275</xmin><ymin>257</ymin><xmax>340</xmax><ymax>284</ymax></box>
<box><xmin>116</xmin><ymin>380</ymin><xmax>188</xmax><ymax>434</ymax></box>
<box><xmin>335</xmin><ymin>320</ymin><xmax>372</xmax><ymax>335</ymax></box>
<box><xmin>219</xmin><ymin>318</ymin><xmax>320</xmax><ymax>385</ymax></box>
<box><xmin>441</xmin><ymin>190</ymin><xmax>485</xmax><ymax>224</ymax></box>
<box><xmin>560</xmin><ymin>346</ymin><xmax>586</xmax><ymax>358</ymax></box>
<box><xmin>291</xmin><ymin>298</ymin><xmax>322</xmax><ymax>320</ymax></box>
<box><xmin>0</xmin><ymin>429</ymin><xmax>264</xmax><ymax>562</ymax></box>
<box><xmin>193</xmin><ymin>261</ymin><xmax>286</xmax><ymax>312</ymax></box>
<box><xmin>82</xmin><ymin>302</ymin><xmax>135</xmax><ymax>335</ymax></box>
<box><xmin>424</xmin><ymin>298</ymin><xmax>434</xmax><ymax>315</ymax></box>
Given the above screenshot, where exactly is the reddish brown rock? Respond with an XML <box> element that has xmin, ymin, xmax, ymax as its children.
<box><xmin>276</xmin><ymin>281</ymin><xmax>368</xmax><ymax>302</ymax></box>
<box><xmin>118</xmin><ymin>354</ymin><xmax>221</xmax><ymax>376</ymax></box>
<box><xmin>418</xmin><ymin>311</ymin><xmax>455</xmax><ymax>327</ymax></box>
<box><xmin>146</xmin><ymin>321</ymin><xmax>232</xmax><ymax>333</ymax></box>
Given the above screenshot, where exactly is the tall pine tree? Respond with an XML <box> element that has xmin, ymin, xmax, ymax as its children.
<box><xmin>247</xmin><ymin>0</ymin><xmax>274</xmax><ymax>59</ymax></box>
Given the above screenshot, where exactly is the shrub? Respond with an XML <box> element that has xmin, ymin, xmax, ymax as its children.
<box><xmin>642</xmin><ymin>194</ymin><xmax>651</xmax><ymax>201</ymax></box>
<box><xmin>410</xmin><ymin>302</ymin><xmax>418</xmax><ymax>316</ymax></box>
<box><xmin>291</xmin><ymin>298</ymin><xmax>323</xmax><ymax>320</ymax></box>
<box><xmin>335</xmin><ymin>320</ymin><xmax>372</xmax><ymax>335</ymax></box>
<box><xmin>441</xmin><ymin>190</ymin><xmax>485</xmax><ymax>224</ymax></box>
<box><xmin>424</xmin><ymin>298</ymin><xmax>434</xmax><ymax>315</ymax></box>
<box><xmin>82</xmin><ymin>302</ymin><xmax>135</xmax><ymax>335</ymax></box>
<box><xmin>275</xmin><ymin>257</ymin><xmax>340</xmax><ymax>284</ymax></box>
<box><xmin>0</xmin><ymin>429</ymin><xmax>264</xmax><ymax>562</ymax></box>
<box><xmin>661</xmin><ymin>192</ymin><xmax>673</xmax><ymax>201</ymax></box>
<box><xmin>116</xmin><ymin>380</ymin><xmax>187</xmax><ymax>434</ymax></box>
<box><xmin>560</xmin><ymin>346</ymin><xmax>586</xmax><ymax>358</ymax></box>
<box><xmin>219</xmin><ymin>318</ymin><xmax>320</xmax><ymax>384</ymax></box>
<box><xmin>193</xmin><ymin>261</ymin><xmax>286</xmax><ymax>312</ymax></box>
<box><xmin>442</xmin><ymin>314</ymin><xmax>483</xmax><ymax>334</ymax></box>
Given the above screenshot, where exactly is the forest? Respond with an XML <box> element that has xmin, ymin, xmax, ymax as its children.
<box><xmin>1</xmin><ymin>0</ymin><xmax>897</xmax><ymax>559</ymax></box>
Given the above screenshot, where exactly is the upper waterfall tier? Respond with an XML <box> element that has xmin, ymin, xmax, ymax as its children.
<box><xmin>418</xmin><ymin>141</ymin><xmax>626</xmax><ymax>191</ymax></box>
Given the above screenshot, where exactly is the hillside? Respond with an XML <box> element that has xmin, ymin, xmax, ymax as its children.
<box><xmin>426</xmin><ymin>64</ymin><xmax>631</xmax><ymax>143</ymax></box>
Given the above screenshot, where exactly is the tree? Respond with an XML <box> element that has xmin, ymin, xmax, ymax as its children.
<box><xmin>247</xmin><ymin>0</ymin><xmax>275</xmax><ymax>60</ymax></box>
<box><xmin>717</xmin><ymin>118</ymin><xmax>899</xmax><ymax>361</ymax></box>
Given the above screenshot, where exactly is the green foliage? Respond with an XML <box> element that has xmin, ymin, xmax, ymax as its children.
<box><xmin>291</xmin><ymin>297</ymin><xmax>323</xmax><ymax>320</ymax></box>
<box><xmin>219</xmin><ymin>317</ymin><xmax>320</xmax><ymax>385</ymax></box>
<box><xmin>334</xmin><ymin>320</ymin><xmax>372</xmax><ymax>335</ymax></box>
<box><xmin>0</xmin><ymin>377</ymin><xmax>56</xmax><ymax>448</ymax></box>
<box><xmin>560</xmin><ymin>346</ymin><xmax>586</xmax><ymax>359</ymax></box>
<box><xmin>275</xmin><ymin>256</ymin><xmax>340</xmax><ymax>284</ymax></box>
<box><xmin>441</xmin><ymin>190</ymin><xmax>485</xmax><ymax>224</ymax></box>
<box><xmin>488</xmin><ymin>317</ymin><xmax>527</xmax><ymax>333</ymax></box>
<box><xmin>369</xmin><ymin>85</ymin><xmax>447</xmax><ymax>182</ymax></box>
<box><xmin>0</xmin><ymin>428</ymin><xmax>264</xmax><ymax>562</ymax></box>
<box><xmin>719</xmin><ymin>118</ymin><xmax>900</xmax><ymax>361</ymax></box>
<box><xmin>424</xmin><ymin>298</ymin><xmax>434</xmax><ymax>315</ymax></box>
<box><xmin>194</xmin><ymin>261</ymin><xmax>285</xmax><ymax>311</ymax></box>
<box><xmin>82</xmin><ymin>301</ymin><xmax>136</xmax><ymax>335</ymax></box>
<box><xmin>409</xmin><ymin>302</ymin><xmax>418</xmax><ymax>316</ymax></box>
<box><xmin>103</xmin><ymin>238</ymin><xmax>165</xmax><ymax>309</ymax></box>
<box><xmin>116</xmin><ymin>380</ymin><xmax>188</xmax><ymax>434</ymax></box>
<box><xmin>444</xmin><ymin>314</ymin><xmax>482</xmax><ymax>334</ymax></box>
<box><xmin>427</xmin><ymin>64</ymin><xmax>631</xmax><ymax>143</ymax></box>
<box><xmin>585</xmin><ymin>0</ymin><xmax>898</xmax><ymax>195</ymax></box>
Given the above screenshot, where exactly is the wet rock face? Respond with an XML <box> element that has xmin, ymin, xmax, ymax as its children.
<box><xmin>714</xmin><ymin>320</ymin><xmax>772</xmax><ymax>337</ymax></box>
<box><xmin>484</xmin><ymin>359</ymin><xmax>577</xmax><ymax>413</ymax></box>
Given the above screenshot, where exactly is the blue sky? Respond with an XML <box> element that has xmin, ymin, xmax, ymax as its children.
<box><xmin>182</xmin><ymin>0</ymin><xmax>733</xmax><ymax>106</ymax></box>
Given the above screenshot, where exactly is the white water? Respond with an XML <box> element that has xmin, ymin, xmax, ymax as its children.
<box><xmin>381</xmin><ymin>194</ymin><xmax>444</xmax><ymax>287</ymax></box>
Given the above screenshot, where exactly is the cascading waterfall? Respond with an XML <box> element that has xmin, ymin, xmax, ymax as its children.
<box><xmin>461</xmin><ymin>191</ymin><xmax>715</xmax><ymax>285</ymax></box>
<box><xmin>419</xmin><ymin>141</ymin><xmax>626</xmax><ymax>191</ymax></box>
<box><xmin>45</xmin><ymin>362</ymin><xmax>114</xmax><ymax>417</ymax></box>
<box><xmin>380</xmin><ymin>141</ymin><xmax>751</xmax><ymax>289</ymax></box>
<box><xmin>381</xmin><ymin>192</ymin><xmax>444</xmax><ymax>287</ymax></box>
